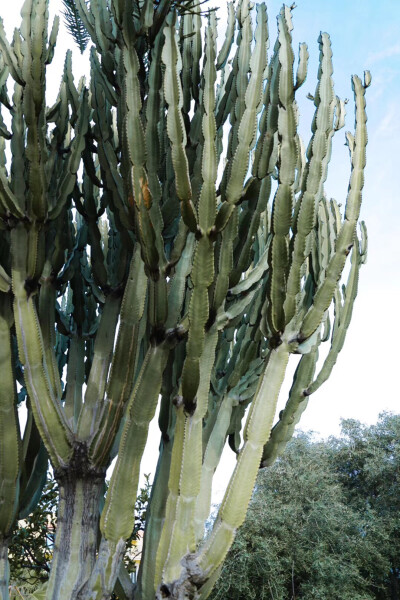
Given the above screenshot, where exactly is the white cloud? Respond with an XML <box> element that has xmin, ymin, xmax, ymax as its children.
<box><xmin>375</xmin><ymin>102</ymin><xmax>400</xmax><ymax>138</ymax></box>
<box><xmin>367</xmin><ymin>43</ymin><xmax>400</xmax><ymax>64</ymax></box>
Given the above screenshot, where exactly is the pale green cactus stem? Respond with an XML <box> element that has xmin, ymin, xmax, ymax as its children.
<box><xmin>101</xmin><ymin>345</ymin><xmax>170</xmax><ymax>543</ymax></box>
<box><xmin>136</xmin><ymin>441</ymin><xmax>173</xmax><ymax>599</ymax></box>
<box><xmin>195</xmin><ymin>343</ymin><xmax>290</xmax><ymax>577</ymax></box>
<box><xmin>11</xmin><ymin>224</ymin><xmax>73</xmax><ymax>468</ymax></box>
<box><xmin>0</xmin><ymin>295</ymin><xmax>20</xmax><ymax>600</ymax></box>
<box><xmin>156</xmin><ymin>7</ymin><xmax>266</xmax><ymax>586</ymax></box>
<box><xmin>283</xmin><ymin>32</ymin><xmax>335</xmax><ymax>326</ymax></box>
<box><xmin>39</xmin><ymin>261</ymin><xmax>63</xmax><ymax>400</ymax></box>
<box><xmin>261</xmin><ymin>346</ymin><xmax>318</xmax><ymax>467</ymax></box>
<box><xmin>0</xmin><ymin>295</ymin><xmax>20</xmax><ymax>537</ymax></box>
<box><xmin>264</xmin><ymin>6</ymin><xmax>297</xmax><ymax>336</ymax></box>
<box><xmin>0</xmin><ymin>539</ymin><xmax>9</xmax><ymax>600</ymax></box>
<box><xmin>307</xmin><ymin>225</ymin><xmax>366</xmax><ymax>394</ymax></box>
<box><xmin>76</xmin><ymin>295</ymin><xmax>121</xmax><ymax>441</ymax></box>
<box><xmin>45</xmin><ymin>474</ymin><xmax>106</xmax><ymax>600</ymax></box>
<box><xmin>299</xmin><ymin>73</ymin><xmax>368</xmax><ymax>341</ymax></box>
<box><xmin>90</xmin><ymin>247</ymin><xmax>147</xmax><ymax>466</ymax></box>
<box><xmin>194</xmin><ymin>394</ymin><xmax>235</xmax><ymax>542</ymax></box>
<box><xmin>216</xmin><ymin>2</ymin><xmax>235</xmax><ymax>70</ymax></box>
<box><xmin>162</xmin><ymin>12</ymin><xmax>198</xmax><ymax>234</ymax></box>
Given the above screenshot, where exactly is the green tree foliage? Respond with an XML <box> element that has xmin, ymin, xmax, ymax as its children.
<box><xmin>333</xmin><ymin>413</ymin><xmax>400</xmax><ymax>599</ymax></box>
<box><xmin>9</xmin><ymin>478</ymin><xmax>57</xmax><ymax>589</ymax></box>
<box><xmin>211</xmin><ymin>419</ymin><xmax>400</xmax><ymax>600</ymax></box>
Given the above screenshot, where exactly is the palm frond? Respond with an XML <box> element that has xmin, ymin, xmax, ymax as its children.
<box><xmin>62</xmin><ymin>0</ymin><xmax>91</xmax><ymax>54</ymax></box>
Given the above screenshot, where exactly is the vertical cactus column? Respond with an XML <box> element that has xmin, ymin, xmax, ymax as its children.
<box><xmin>0</xmin><ymin>1</ymin><xmax>369</xmax><ymax>599</ymax></box>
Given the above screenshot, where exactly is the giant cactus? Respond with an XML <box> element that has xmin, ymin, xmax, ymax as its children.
<box><xmin>0</xmin><ymin>1</ymin><xmax>369</xmax><ymax>599</ymax></box>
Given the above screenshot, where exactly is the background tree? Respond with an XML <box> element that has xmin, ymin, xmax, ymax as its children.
<box><xmin>211</xmin><ymin>418</ymin><xmax>400</xmax><ymax>600</ymax></box>
<box><xmin>332</xmin><ymin>413</ymin><xmax>400</xmax><ymax>599</ymax></box>
<box><xmin>0</xmin><ymin>0</ymin><xmax>369</xmax><ymax>598</ymax></box>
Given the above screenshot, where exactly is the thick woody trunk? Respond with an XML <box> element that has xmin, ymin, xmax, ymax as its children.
<box><xmin>46</xmin><ymin>468</ymin><xmax>105</xmax><ymax>600</ymax></box>
<box><xmin>0</xmin><ymin>537</ymin><xmax>9</xmax><ymax>600</ymax></box>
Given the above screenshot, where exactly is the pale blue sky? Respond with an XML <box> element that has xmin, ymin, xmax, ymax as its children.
<box><xmin>2</xmin><ymin>2</ymin><xmax>399</xmax><ymax>474</ymax></box>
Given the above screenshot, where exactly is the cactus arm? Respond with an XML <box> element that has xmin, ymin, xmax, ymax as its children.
<box><xmin>165</xmin><ymin>233</ymin><xmax>195</xmax><ymax>329</ymax></box>
<box><xmin>90</xmin><ymin>48</ymin><xmax>118</xmax><ymax>107</ymax></box>
<box><xmin>194</xmin><ymin>395</ymin><xmax>234</xmax><ymax>543</ymax></box>
<box><xmin>216</xmin><ymin>284</ymin><xmax>260</xmax><ymax>332</ymax></box>
<box><xmin>136</xmin><ymin>439</ymin><xmax>173</xmax><ymax>599</ymax></box>
<box><xmin>141</xmin><ymin>0</ymin><xmax>154</xmax><ymax>30</ymax></box>
<box><xmin>191</xmin><ymin>11</ymin><xmax>202</xmax><ymax>105</ymax></box>
<box><xmin>253</xmin><ymin>38</ymin><xmax>279</xmax><ymax>180</ymax></box>
<box><xmin>77</xmin><ymin>294</ymin><xmax>121</xmax><ymax>440</ymax></box>
<box><xmin>10</xmin><ymin>83</ymin><xmax>26</xmax><ymax>212</ymax></box>
<box><xmin>231</xmin><ymin>176</ymin><xmax>272</xmax><ymax>287</ymax></box>
<box><xmin>299</xmin><ymin>74</ymin><xmax>368</xmax><ymax>340</ymax></box>
<box><xmin>63</xmin><ymin>336</ymin><xmax>85</xmax><ymax>429</ymax></box>
<box><xmin>18</xmin><ymin>441</ymin><xmax>48</xmax><ymax>519</ymax></box>
<box><xmin>49</xmin><ymin>87</ymin><xmax>90</xmax><ymax>220</ymax></box>
<box><xmin>19</xmin><ymin>0</ymin><xmax>49</xmax><ymax>222</ymax></box>
<box><xmin>181</xmin><ymin>12</ymin><xmax>193</xmax><ymax>116</ymax></box>
<box><xmin>261</xmin><ymin>347</ymin><xmax>318</xmax><ymax>467</ymax></box>
<box><xmin>264</xmin><ymin>7</ymin><xmax>297</xmax><ymax>336</ymax></box>
<box><xmin>216</xmin><ymin>2</ymin><xmax>235</xmax><ymax>70</ymax></box>
<box><xmin>100</xmin><ymin>345</ymin><xmax>169</xmax><ymax>543</ymax></box>
<box><xmin>179</xmin><ymin>16</ymin><xmax>219</xmax><ymax>410</ymax></box>
<box><xmin>38</xmin><ymin>261</ymin><xmax>63</xmax><ymax>400</ymax></box>
<box><xmin>221</xmin><ymin>0</ymin><xmax>253</xmax><ymax>193</ymax></box>
<box><xmin>160</xmin><ymin>328</ymin><xmax>218</xmax><ymax>583</ymax></box>
<box><xmin>294</xmin><ymin>42</ymin><xmax>309</xmax><ymax>90</ymax></box>
<box><xmin>154</xmin><ymin>399</ymin><xmax>185</xmax><ymax>588</ymax></box>
<box><xmin>0</xmin><ymin>19</ymin><xmax>24</xmax><ymax>85</ymax></box>
<box><xmin>195</xmin><ymin>344</ymin><xmax>289</xmax><ymax>577</ymax></box>
<box><xmin>0</xmin><ymin>168</ymin><xmax>25</xmax><ymax>219</ymax></box>
<box><xmin>224</xmin><ymin>3</ymin><xmax>268</xmax><ymax>206</ymax></box>
<box><xmin>84</xmin><ymin>347</ymin><xmax>169</xmax><ymax>598</ymax></box>
<box><xmin>146</xmin><ymin>30</ymin><xmax>167</xmax><ymax>269</ymax></box>
<box><xmin>122</xmin><ymin>44</ymin><xmax>161</xmax><ymax>273</ymax></box>
<box><xmin>90</xmin><ymin>248</ymin><xmax>147</xmax><ymax>466</ymax></box>
<box><xmin>0</xmin><ymin>265</ymin><xmax>10</xmax><ymax>293</ymax></box>
<box><xmin>283</xmin><ymin>33</ymin><xmax>335</xmax><ymax>324</ymax></box>
<box><xmin>212</xmin><ymin>208</ymin><xmax>238</xmax><ymax>311</ymax></box>
<box><xmin>83</xmin><ymin>182</ymin><xmax>108</xmax><ymax>291</ymax></box>
<box><xmin>0</xmin><ymin>294</ymin><xmax>20</xmax><ymax>535</ymax></box>
<box><xmin>307</xmin><ymin>229</ymin><xmax>364</xmax><ymax>395</ymax></box>
<box><xmin>162</xmin><ymin>14</ymin><xmax>198</xmax><ymax>233</ymax></box>
<box><xmin>17</xmin><ymin>402</ymin><xmax>47</xmax><ymax>519</ymax></box>
<box><xmin>11</xmin><ymin>224</ymin><xmax>73</xmax><ymax>468</ymax></box>
<box><xmin>45</xmin><ymin>14</ymin><xmax>59</xmax><ymax>64</ymax></box>
<box><xmin>228</xmin><ymin>233</ymin><xmax>271</xmax><ymax>296</ymax></box>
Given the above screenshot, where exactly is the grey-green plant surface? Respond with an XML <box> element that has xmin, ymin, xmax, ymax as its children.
<box><xmin>0</xmin><ymin>0</ymin><xmax>369</xmax><ymax>599</ymax></box>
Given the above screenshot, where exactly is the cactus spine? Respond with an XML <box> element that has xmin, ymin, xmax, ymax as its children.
<box><xmin>0</xmin><ymin>1</ymin><xmax>369</xmax><ymax>599</ymax></box>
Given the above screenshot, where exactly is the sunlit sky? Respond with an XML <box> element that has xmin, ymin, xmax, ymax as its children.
<box><xmin>2</xmin><ymin>1</ymin><xmax>399</xmax><ymax>492</ymax></box>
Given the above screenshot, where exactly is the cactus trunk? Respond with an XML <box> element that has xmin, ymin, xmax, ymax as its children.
<box><xmin>0</xmin><ymin>538</ymin><xmax>9</xmax><ymax>600</ymax></box>
<box><xmin>46</xmin><ymin>472</ymin><xmax>105</xmax><ymax>600</ymax></box>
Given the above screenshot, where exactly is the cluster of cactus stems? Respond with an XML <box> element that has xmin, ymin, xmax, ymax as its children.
<box><xmin>0</xmin><ymin>0</ymin><xmax>369</xmax><ymax>598</ymax></box>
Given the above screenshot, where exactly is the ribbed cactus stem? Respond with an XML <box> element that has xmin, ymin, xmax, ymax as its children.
<box><xmin>0</xmin><ymin>538</ymin><xmax>9</xmax><ymax>600</ymax></box>
<box><xmin>196</xmin><ymin>344</ymin><xmax>289</xmax><ymax>577</ymax></box>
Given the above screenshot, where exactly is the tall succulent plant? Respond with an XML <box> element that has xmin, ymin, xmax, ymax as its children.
<box><xmin>0</xmin><ymin>1</ymin><xmax>369</xmax><ymax>599</ymax></box>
